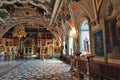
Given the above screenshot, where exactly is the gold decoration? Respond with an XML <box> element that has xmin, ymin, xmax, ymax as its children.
<box><xmin>13</xmin><ymin>20</ymin><xmax>26</xmax><ymax>39</ymax></box>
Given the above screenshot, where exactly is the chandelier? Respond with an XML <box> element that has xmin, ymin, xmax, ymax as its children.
<box><xmin>13</xmin><ymin>21</ymin><xmax>26</xmax><ymax>39</ymax></box>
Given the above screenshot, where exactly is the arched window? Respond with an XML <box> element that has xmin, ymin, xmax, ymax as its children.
<box><xmin>79</xmin><ymin>18</ymin><xmax>91</xmax><ymax>55</ymax></box>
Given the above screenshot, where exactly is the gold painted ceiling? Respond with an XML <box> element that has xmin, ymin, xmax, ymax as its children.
<box><xmin>0</xmin><ymin>0</ymin><xmax>58</xmax><ymax>39</ymax></box>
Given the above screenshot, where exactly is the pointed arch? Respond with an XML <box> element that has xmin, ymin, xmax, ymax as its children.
<box><xmin>77</xmin><ymin>11</ymin><xmax>90</xmax><ymax>28</ymax></box>
<box><xmin>78</xmin><ymin>17</ymin><xmax>91</xmax><ymax>55</ymax></box>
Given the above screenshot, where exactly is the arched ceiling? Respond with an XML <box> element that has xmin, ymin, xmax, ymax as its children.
<box><xmin>1</xmin><ymin>0</ymin><xmax>118</xmax><ymax>41</ymax></box>
<box><xmin>0</xmin><ymin>0</ymin><xmax>62</xmax><ymax>40</ymax></box>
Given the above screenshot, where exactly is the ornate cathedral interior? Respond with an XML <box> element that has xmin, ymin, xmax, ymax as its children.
<box><xmin>0</xmin><ymin>0</ymin><xmax>120</xmax><ymax>80</ymax></box>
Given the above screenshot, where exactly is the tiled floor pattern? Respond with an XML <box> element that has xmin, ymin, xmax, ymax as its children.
<box><xmin>0</xmin><ymin>61</ymin><xmax>13</xmax><ymax>67</ymax></box>
<box><xmin>0</xmin><ymin>60</ymin><xmax>25</xmax><ymax>77</ymax></box>
<box><xmin>0</xmin><ymin>59</ymin><xmax>79</xmax><ymax>80</ymax></box>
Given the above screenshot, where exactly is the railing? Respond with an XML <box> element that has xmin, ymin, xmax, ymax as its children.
<box><xmin>78</xmin><ymin>59</ymin><xmax>120</xmax><ymax>80</ymax></box>
<box><xmin>89</xmin><ymin>61</ymin><xmax>120</xmax><ymax>80</ymax></box>
<box><xmin>60</xmin><ymin>55</ymin><xmax>120</xmax><ymax>80</ymax></box>
<box><xmin>60</xmin><ymin>55</ymin><xmax>71</xmax><ymax>64</ymax></box>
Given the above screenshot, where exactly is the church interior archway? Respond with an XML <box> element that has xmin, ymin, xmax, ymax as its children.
<box><xmin>79</xmin><ymin>18</ymin><xmax>91</xmax><ymax>56</ymax></box>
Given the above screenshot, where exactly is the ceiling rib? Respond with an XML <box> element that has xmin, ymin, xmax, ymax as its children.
<box><xmin>49</xmin><ymin>0</ymin><xmax>61</xmax><ymax>26</ymax></box>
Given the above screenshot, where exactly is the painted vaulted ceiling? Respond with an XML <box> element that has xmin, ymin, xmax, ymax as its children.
<box><xmin>0</xmin><ymin>0</ymin><xmax>58</xmax><ymax>39</ymax></box>
<box><xmin>0</xmin><ymin>0</ymin><xmax>119</xmax><ymax>41</ymax></box>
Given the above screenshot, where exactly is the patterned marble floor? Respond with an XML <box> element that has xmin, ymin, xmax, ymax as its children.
<box><xmin>0</xmin><ymin>59</ymin><xmax>79</xmax><ymax>80</ymax></box>
<box><xmin>0</xmin><ymin>60</ymin><xmax>25</xmax><ymax>77</ymax></box>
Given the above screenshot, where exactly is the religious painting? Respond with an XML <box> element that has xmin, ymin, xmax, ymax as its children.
<box><xmin>48</xmin><ymin>44</ymin><xmax>53</xmax><ymax>58</ymax></box>
<box><xmin>69</xmin><ymin>2</ymin><xmax>80</xmax><ymax>23</ymax></box>
<box><xmin>94</xmin><ymin>31</ymin><xmax>104</xmax><ymax>56</ymax></box>
<box><xmin>24</xmin><ymin>38</ymin><xmax>33</xmax><ymax>47</ymax></box>
<box><xmin>104</xmin><ymin>0</ymin><xmax>120</xmax><ymax>54</ymax></box>
<box><xmin>0</xmin><ymin>44</ymin><xmax>5</xmax><ymax>52</ymax></box>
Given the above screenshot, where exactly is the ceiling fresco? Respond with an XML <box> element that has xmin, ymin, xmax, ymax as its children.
<box><xmin>1</xmin><ymin>0</ymin><xmax>118</xmax><ymax>41</ymax></box>
<box><xmin>0</xmin><ymin>0</ymin><xmax>57</xmax><ymax>39</ymax></box>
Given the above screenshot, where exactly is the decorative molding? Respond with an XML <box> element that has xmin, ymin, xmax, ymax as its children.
<box><xmin>78</xmin><ymin>0</ymin><xmax>97</xmax><ymax>22</ymax></box>
<box><xmin>94</xmin><ymin>0</ymin><xmax>103</xmax><ymax>12</ymax></box>
<box><xmin>0</xmin><ymin>0</ymin><xmax>51</xmax><ymax>13</ymax></box>
<box><xmin>76</xmin><ymin>11</ymin><xmax>89</xmax><ymax>27</ymax></box>
<box><xmin>91</xmin><ymin>24</ymin><xmax>102</xmax><ymax>33</ymax></box>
